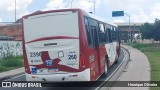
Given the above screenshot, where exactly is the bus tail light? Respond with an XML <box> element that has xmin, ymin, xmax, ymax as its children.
<box><xmin>32</xmin><ymin>76</ymin><xmax>36</xmax><ymax>78</ymax></box>
<box><xmin>80</xmin><ymin>54</ymin><xmax>85</xmax><ymax>67</ymax></box>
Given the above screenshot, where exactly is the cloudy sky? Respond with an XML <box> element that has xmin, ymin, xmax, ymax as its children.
<box><xmin>0</xmin><ymin>0</ymin><xmax>160</xmax><ymax>23</ymax></box>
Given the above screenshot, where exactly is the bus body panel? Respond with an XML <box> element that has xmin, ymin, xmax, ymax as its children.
<box><xmin>112</xmin><ymin>42</ymin><xmax>118</xmax><ymax>60</ymax></box>
<box><xmin>97</xmin><ymin>45</ymin><xmax>107</xmax><ymax>75</ymax></box>
<box><xmin>105</xmin><ymin>42</ymin><xmax>118</xmax><ymax>65</ymax></box>
<box><xmin>22</xmin><ymin>9</ymin><xmax>120</xmax><ymax>81</ymax></box>
<box><xmin>23</xmin><ymin>10</ymin><xmax>92</xmax><ymax>81</ymax></box>
<box><xmin>25</xmin><ymin>68</ymin><xmax>90</xmax><ymax>81</ymax></box>
<box><xmin>24</xmin><ymin>11</ymin><xmax>79</xmax><ymax>43</ymax></box>
<box><xmin>25</xmin><ymin>39</ymin><xmax>80</xmax><ymax>73</ymax></box>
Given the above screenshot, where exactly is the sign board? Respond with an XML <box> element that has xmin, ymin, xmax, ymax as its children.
<box><xmin>112</xmin><ymin>11</ymin><xmax>124</xmax><ymax>17</ymax></box>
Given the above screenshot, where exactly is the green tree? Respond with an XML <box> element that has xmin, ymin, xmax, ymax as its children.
<box><xmin>152</xmin><ymin>19</ymin><xmax>160</xmax><ymax>41</ymax></box>
<box><xmin>140</xmin><ymin>22</ymin><xmax>153</xmax><ymax>40</ymax></box>
<box><xmin>140</xmin><ymin>19</ymin><xmax>160</xmax><ymax>42</ymax></box>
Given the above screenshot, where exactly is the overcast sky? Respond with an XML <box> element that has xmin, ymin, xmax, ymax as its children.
<box><xmin>0</xmin><ymin>0</ymin><xmax>160</xmax><ymax>23</ymax></box>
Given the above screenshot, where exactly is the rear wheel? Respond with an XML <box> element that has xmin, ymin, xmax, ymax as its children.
<box><xmin>114</xmin><ymin>53</ymin><xmax>119</xmax><ymax>64</ymax></box>
<box><xmin>115</xmin><ymin>47</ymin><xmax>120</xmax><ymax>64</ymax></box>
<box><xmin>102</xmin><ymin>57</ymin><xmax>109</xmax><ymax>77</ymax></box>
<box><xmin>114</xmin><ymin>59</ymin><xmax>118</xmax><ymax>64</ymax></box>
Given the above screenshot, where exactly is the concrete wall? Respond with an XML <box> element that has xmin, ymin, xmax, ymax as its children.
<box><xmin>0</xmin><ymin>41</ymin><xmax>23</xmax><ymax>59</ymax></box>
<box><xmin>0</xmin><ymin>24</ymin><xmax>22</xmax><ymax>41</ymax></box>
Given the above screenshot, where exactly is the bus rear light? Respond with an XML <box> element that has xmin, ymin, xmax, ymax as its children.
<box><xmin>80</xmin><ymin>54</ymin><xmax>85</xmax><ymax>65</ymax></box>
<box><xmin>32</xmin><ymin>76</ymin><xmax>36</xmax><ymax>78</ymax></box>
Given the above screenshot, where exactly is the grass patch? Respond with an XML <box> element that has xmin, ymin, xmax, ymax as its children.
<box><xmin>0</xmin><ymin>55</ymin><xmax>24</xmax><ymax>72</ymax></box>
<box><xmin>128</xmin><ymin>43</ymin><xmax>160</xmax><ymax>90</ymax></box>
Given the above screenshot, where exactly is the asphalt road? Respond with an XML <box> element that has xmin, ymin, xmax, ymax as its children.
<box><xmin>0</xmin><ymin>48</ymin><xmax>129</xmax><ymax>90</ymax></box>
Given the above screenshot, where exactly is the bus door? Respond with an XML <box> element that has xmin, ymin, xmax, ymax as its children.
<box><xmin>85</xmin><ymin>17</ymin><xmax>101</xmax><ymax>79</ymax></box>
<box><xmin>90</xmin><ymin>26</ymin><xmax>101</xmax><ymax>78</ymax></box>
<box><xmin>98</xmin><ymin>23</ymin><xmax>108</xmax><ymax>75</ymax></box>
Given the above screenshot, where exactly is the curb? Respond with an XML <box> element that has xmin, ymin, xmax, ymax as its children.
<box><xmin>121</xmin><ymin>46</ymin><xmax>131</xmax><ymax>60</ymax></box>
<box><xmin>0</xmin><ymin>72</ymin><xmax>25</xmax><ymax>81</ymax></box>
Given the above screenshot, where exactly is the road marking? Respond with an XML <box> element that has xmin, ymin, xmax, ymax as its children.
<box><xmin>5</xmin><ymin>74</ymin><xmax>25</xmax><ymax>81</ymax></box>
<box><xmin>95</xmin><ymin>48</ymin><xmax>127</xmax><ymax>90</ymax></box>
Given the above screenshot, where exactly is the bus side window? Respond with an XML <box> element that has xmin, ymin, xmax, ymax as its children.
<box><xmin>90</xmin><ymin>26</ymin><xmax>96</xmax><ymax>46</ymax></box>
<box><xmin>99</xmin><ymin>23</ymin><xmax>107</xmax><ymax>44</ymax></box>
<box><xmin>104</xmin><ymin>26</ymin><xmax>109</xmax><ymax>43</ymax></box>
<box><xmin>84</xmin><ymin>18</ymin><xmax>92</xmax><ymax>46</ymax></box>
<box><xmin>111</xmin><ymin>27</ymin><xmax>117</xmax><ymax>41</ymax></box>
<box><xmin>117</xmin><ymin>29</ymin><xmax>120</xmax><ymax>42</ymax></box>
<box><xmin>107</xmin><ymin>28</ymin><xmax>112</xmax><ymax>43</ymax></box>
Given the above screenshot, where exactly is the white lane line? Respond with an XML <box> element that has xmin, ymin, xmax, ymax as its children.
<box><xmin>95</xmin><ymin>48</ymin><xmax>127</xmax><ymax>90</ymax></box>
<box><xmin>5</xmin><ymin>74</ymin><xmax>25</xmax><ymax>81</ymax></box>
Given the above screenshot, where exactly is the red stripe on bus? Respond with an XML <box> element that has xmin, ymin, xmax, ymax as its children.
<box><xmin>31</xmin><ymin>51</ymin><xmax>80</xmax><ymax>72</ymax></box>
<box><xmin>26</xmin><ymin>36</ymin><xmax>79</xmax><ymax>44</ymax></box>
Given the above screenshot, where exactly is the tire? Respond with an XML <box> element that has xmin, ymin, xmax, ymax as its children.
<box><xmin>102</xmin><ymin>57</ymin><xmax>108</xmax><ymax>77</ymax></box>
<box><xmin>114</xmin><ymin>53</ymin><xmax>119</xmax><ymax>64</ymax></box>
<box><xmin>114</xmin><ymin>59</ymin><xmax>118</xmax><ymax>64</ymax></box>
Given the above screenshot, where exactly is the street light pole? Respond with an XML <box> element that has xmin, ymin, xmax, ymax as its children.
<box><xmin>15</xmin><ymin>0</ymin><xmax>17</xmax><ymax>22</ymax></box>
<box><xmin>93</xmin><ymin>0</ymin><xmax>95</xmax><ymax>15</ymax></box>
<box><xmin>71</xmin><ymin>0</ymin><xmax>73</xmax><ymax>8</ymax></box>
<box><xmin>88</xmin><ymin>0</ymin><xmax>96</xmax><ymax>15</ymax></box>
<box><xmin>124</xmin><ymin>13</ymin><xmax>131</xmax><ymax>43</ymax></box>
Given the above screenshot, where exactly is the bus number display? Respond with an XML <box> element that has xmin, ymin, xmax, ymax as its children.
<box><xmin>30</xmin><ymin>52</ymin><xmax>41</xmax><ymax>57</ymax></box>
<box><xmin>68</xmin><ymin>52</ymin><xmax>77</xmax><ymax>61</ymax></box>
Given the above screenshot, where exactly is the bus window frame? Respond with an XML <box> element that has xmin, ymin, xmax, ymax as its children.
<box><xmin>84</xmin><ymin>17</ymin><xmax>93</xmax><ymax>48</ymax></box>
<box><xmin>107</xmin><ymin>28</ymin><xmax>112</xmax><ymax>43</ymax></box>
<box><xmin>111</xmin><ymin>26</ymin><xmax>118</xmax><ymax>42</ymax></box>
<box><xmin>84</xmin><ymin>16</ymin><xmax>99</xmax><ymax>48</ymax></box>
<box><xmin>88</xmin><ymin>17</ymin><xmax>99</xmax><ymax>47</ymax></box>
<box><xmin>104</xmin><ymin>24</ymin><xmax>110</xmax><ymax>44</ymax></box>
<box><xmin>98</xmin><ymin>22</ymin><xmax>109</xmax><ymax>45</ymax></box>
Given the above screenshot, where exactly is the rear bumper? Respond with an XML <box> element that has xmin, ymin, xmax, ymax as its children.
<box><xmin>26</xmin><ymin>68</ymin><xmax>90</xmax><ymax>81</ymax></box>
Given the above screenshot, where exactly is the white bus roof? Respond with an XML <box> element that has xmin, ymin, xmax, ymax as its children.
<box><xmin>84</xmin><ymin>11</ymin><xmax>117</xmax><ymax>27</ymax></box>
<box><xmin>24</xmin><ymin>9</ymin><xmax>117</xmax><ymax>27</ymax></box>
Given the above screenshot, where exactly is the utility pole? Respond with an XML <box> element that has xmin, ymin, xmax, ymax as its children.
<box><xmin>93</xmin><ymin>0</ymin><xmax>95</xmax><ymax>15</ymax></box>
<box><xmin>71</xmin><ymin>0</ymin><xmax>73</xmax><ymax>8</ymax></box>
<box><xmin>88</xmin><ymin>0</ymin><xmax>96</xmax><ymax>15</ymax></box>
<box><xmin>124</xmin><ymin>13</ymin><xmax>131</xmax><ymax>43</ymax></box>
<box><xmin>15</xmin><ymin>0</ymin><xmax>17</xmax><ymax>22</ymax></box>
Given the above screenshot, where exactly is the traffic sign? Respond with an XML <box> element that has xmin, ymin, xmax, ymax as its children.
<box><xmin>112</xmin><ymin>11</ymin><xmax>124</xmax><ymax>17</ymax></box>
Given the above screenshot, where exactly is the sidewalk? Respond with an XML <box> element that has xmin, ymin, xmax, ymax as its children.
<box><xmin>0</xmin><ymin>67</ymin><xmax>25</xmax><ymax>80</ymax></box>
<box><xmin>110</xmin><ymin>45</ymin><xmax>151</xmax><ymax>90</ymax></box>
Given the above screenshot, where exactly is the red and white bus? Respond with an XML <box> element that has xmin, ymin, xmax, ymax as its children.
<box><xmin>22</xmin><ymin>9</ymin><xmax>120</xmax><ymax>81</ymax></box>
